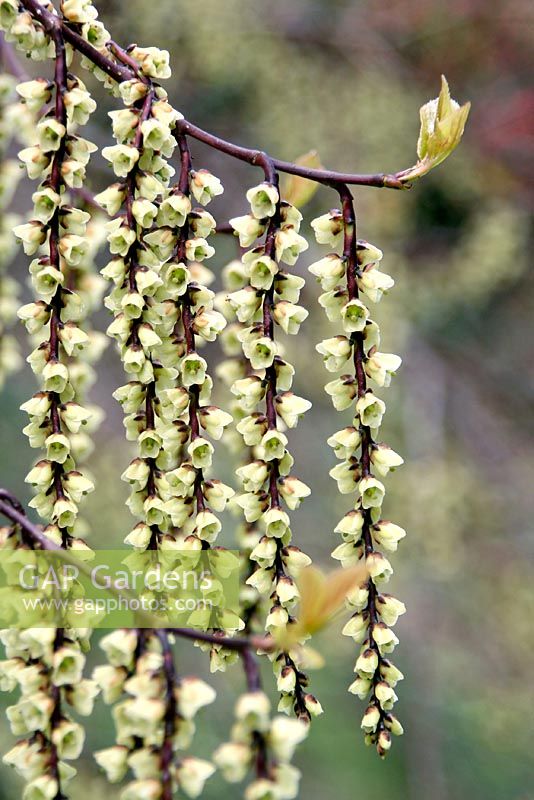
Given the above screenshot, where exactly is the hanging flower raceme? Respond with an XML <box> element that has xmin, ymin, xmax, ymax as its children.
<box><xmin>1</xmin><ymin>624</ymin><xmax>98</xmax><ymax>800</ymax></box>
<box><xmin>96</xmin><ymin>47</ymin><xmax>225</xmax><ymax>795</ymax></box>
<box><xmin>227</xmin><ymin>180</ymin><xmax>319</xmax><ymax>720</ymax></box>
<box><xmin>0</xmin><ymin>10</ymin><xmax>104</xmax><ymax>798</ymax></box>
<box><xmin>94</xmin><ymin>629</ymin><xmax>216</xmax><ymax>800</ymax></box>
<box><xmin>97</xmin><ymin>53</ymin><xmax>182</xmax><ymax>553</ymax></box>
<box><xmin>0</xmin><ymin>12</ymin><xmax>101</xmax><ymax>797</ymax></box>
<box><xmin>310</xmin><ymin>197</ymin><xmax>405</xmax><ymax>755</ymax></box>
<box><xmin>11</xmin><ymin>23</ymin><xmax>97</xmax><ymax>550</ymax></box>
<box><xmin>150</xmin><ymin>139</ymin><xmax>235</xmax><ymax>567</ymax></box>
<box><xmin>213</xmin><ymin>687</ymin><xmax>308</xmax><ymax>800</ymax></box>
<box><xmin>0</xmin><ymin>72</ymin><xmax>37</xmax><ymax>389</ymax></box>
<box><xmin>215</xmin><ymin>257</ymin><xmax>268</xmax><ymax>661</ymax></box>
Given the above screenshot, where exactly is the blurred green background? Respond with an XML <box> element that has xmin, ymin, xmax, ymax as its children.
<box><xmin>1</xmin><ymin>1</ymin><xmax>533</xmax><ymax>798</ymax></box>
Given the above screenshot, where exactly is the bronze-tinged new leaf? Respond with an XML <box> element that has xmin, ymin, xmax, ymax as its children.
<box><xmin>280</xmin><ymin>151</ymin><xmax>323</xmax><ymax>208</ymax></box>
<box><xmin>275</xmin><ymin>564</ymin><xmax>367</xmax><ymax>649</ymax></box>
<box><xmin>397</xmin><ymin>75</ymin><xmax>470</xmax><ymax>184</ymax></box>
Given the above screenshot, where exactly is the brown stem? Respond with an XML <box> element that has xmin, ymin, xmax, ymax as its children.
<box><xmin>173</xmin><ymin>135</ymin><xmax>207</xmax><ymax>514</ymax></box>
<box><xmin>0</xmin><ymin>498</ymin><xmax>58</xmax><ymax>550</ymax></box>
<box><xmin>155</xmin><ymin>630</ymin><xmax>177</xmax><ymax>800</ymax></box>
<box><xmin>168</xmin><ymin>627</ymin><xmax>274</xmax><ymax>651</ymax></box>
<box><xmin>241</xmin><ymin>648</ymin><xmax>270</xmax><ymax>779</ymax></box>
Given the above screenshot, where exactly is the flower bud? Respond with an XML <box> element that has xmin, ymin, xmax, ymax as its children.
<box><xmin>384</xmin><ymin>711</ymin><xmax>404</xmax><ymax>736</ymax></box>
<box><xmin>377</xmin><ymin>728</ymin><xmax>392</xmax><ymax>757</ymax></box>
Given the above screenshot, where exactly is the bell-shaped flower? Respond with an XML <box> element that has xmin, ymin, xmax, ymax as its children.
<box><xmin>365</xmin><ymin>350</ymin><xmax>402</xmax><ymax>387</ymax></box>
<box><xmin>246</xmin><ymin>181</ymin><xmax>279</xmax><ymax>219</ymax></box>
<box><xmin>310</xmin><ymin>209</ymin><xmax>344</xmax><ymax>247</ymax></box>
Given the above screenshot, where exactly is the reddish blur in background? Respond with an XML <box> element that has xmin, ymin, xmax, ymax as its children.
<box><xmin>1</xmin><ymin>1</ymin><xmax>533</xmax><ymax>799</ymax></box>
